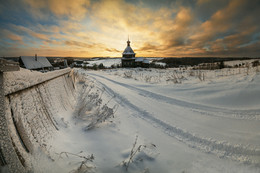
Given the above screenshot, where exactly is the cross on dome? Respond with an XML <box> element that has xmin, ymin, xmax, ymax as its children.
<box><xmin>127</xmin><ymin>35</ymin><xmax>130</xmax><ymax>46</ymax></box>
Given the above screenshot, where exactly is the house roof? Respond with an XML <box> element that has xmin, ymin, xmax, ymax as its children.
<box><xmin>21</xmin><ymin>56</ymin><xmax>52</xmax><ymax>69</ymax></box>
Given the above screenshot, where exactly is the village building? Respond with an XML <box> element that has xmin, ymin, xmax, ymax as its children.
<box><xmin>122</xmin><ymin>39</ymin><xmax>136</xmax><ymax>67</ymax></box>
<box><xmin>121</xmin><ymin>39</ymin><xmax>149</xmax><ymax>68</ymax></box>
<box><xmin>19</xmin><ymin>54</ymin><xmax>53</xmax><ymax>71</ymax></box>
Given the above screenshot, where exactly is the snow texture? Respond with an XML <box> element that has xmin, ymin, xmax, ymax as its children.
<box><xmin>2</xmin><ymin>60</ymin><xmax>260</xmax><ymax>173</ymax></box>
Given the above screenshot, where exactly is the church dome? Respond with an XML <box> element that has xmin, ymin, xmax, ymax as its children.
<box><xmin>122</xmin><ymin>39</ymin><xmax>136</xmax><ymax>57</ymax></box>
<box><xmin>123</xmin><ymin>46</ymin><xmax>135</xmax><ymax>54</ymax></box>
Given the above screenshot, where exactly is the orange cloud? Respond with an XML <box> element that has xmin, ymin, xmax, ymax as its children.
<box><xmin>0</xmin><ymin>29</ymin><xmax>23</xmax><ymax>42</ymax></box>
<box><xmin>64</xmin><ymin>40</ymin><xmax>95</xmax><ymax>48</ymax></box>
<box><xmin>8</xmin><ymin>32</ymin><xmax>23</xmax><ymax>41</ymax></box>
<box><xmin>2</xmin><ymin>0</ymin><xmax>259</xmax><ymax>57</ymax></box>
<box><xmin>158</xmin><ymin>7</ymin><xmax>196</xmax><ymax>48</ymax></box>
<box><xmin>105</xmin><ymin>48</ymin><xmax>121</xmax><ymax>53</ymax></box>
<box><xmin>24</xmin><ymin>0</ymin><xmax>90</xmax><ymax>20</ymax></box>
<box><xmin>191</xmin><ymin>0</ymin><xmax>247</xmax><ymax>44</ymax></box>
<box><xmin>10</xmin><ymin>24</ymin><xmax>49</xmax><ymax>41</ymax></box>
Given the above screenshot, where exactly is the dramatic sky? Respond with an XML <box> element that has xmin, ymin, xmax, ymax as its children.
<box><xmin>1</xmin><ymin>0</ymin><xmax>260</xmax><ymax>57</ymax></box>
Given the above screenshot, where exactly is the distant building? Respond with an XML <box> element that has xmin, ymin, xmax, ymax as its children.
<box><xmin>122</xmin><ymin>39</ymin><xmax>136</xmax><ymax>67</ymax></box>
<box><xmin>135</xmin><ymin>57</ymin><xmax>149</xmax><ymax>67</ymax></box>
<box><xmin>121</xmin><ymin>39</ymin><xmax>149</xmax><ymax>68</ymax></box>
<box><xmin>19</xmin><ymin>54</ymin><xmax>52</xmax><ymax>71</ymax></box>
<box><xmin>47</xmin><ymin>57</ymin><xmax>69</xmax><ymax>69</ymax></box>
<box><xmin>142</xmin><ymin>58</ymin><xmax>150</xmax><ymax>68</ymax></box>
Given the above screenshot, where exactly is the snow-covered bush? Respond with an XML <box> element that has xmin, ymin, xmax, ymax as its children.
<box><xmin>121</xmin><ymin>136</ymin><xmax>157</xmax><ymax>172</ymax></box>
<box><xmin>124</xmin><ymin>71</ymin><xmax>133</xmax><ymax>78</ymax></box>
<box><xmin>73</xmin><ymin>71</ymin><xmax>117</xmax><ymax>130</ymax></box>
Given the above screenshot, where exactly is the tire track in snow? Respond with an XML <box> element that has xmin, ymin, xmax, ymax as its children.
<box><xmin>87</xmin><ymin>72</ymin><xmax>260</xmax><ymax>166</ymax></box>
<box><xmin>88</xmin><ymin>73</ymin><xmax>260</xmax><ymax>121</ymax></box>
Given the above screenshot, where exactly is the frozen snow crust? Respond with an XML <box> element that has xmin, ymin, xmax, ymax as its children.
<box><xmin>2</xmin><ymin>65</ymin><xmax>260</xmax><ymax>173</ymax></box>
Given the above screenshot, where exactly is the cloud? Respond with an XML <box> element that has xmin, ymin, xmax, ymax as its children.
<box><xmin>31</xmin><ymin>32</ymin><xmax>49</xmax><ymax>40</ymax></box>
<box><xmin>158</xmin><ymin>7</ymin><xmax>196</xmax><ymax>48</ymax></box>
<box><xmin>24</xmin><ymin>0</ymin><xmax>90</xmax><ymax>20</ymax></box>
<box><xmin>64</xmin><ymin>40</ymin><xmax>95</xmax><ymax>48</ymax></box>
<box><xmin>3</xmin><ymin>30</ymin><xmax>23</xmax><ymax>41</ymax></box>
<box><xmin>9</xmin><ymin>24</ymin><xmax>50</xmax><ymax>41</ymax></box>
<box><xmin>187</xmin><ymin>0</ymin><xmax>260</xmax><ymax>56</ymax></box>
<box><xmin>191</xmin><ymin>0</ymin><xmax>249</xmax><ymax>44</ymax></box>
<box><xmin>0</xmin><ymin>29</ymin><xmax>24</xmax><ymax>49</ymax></box>
<box><xmin>197</xmin><ymin>0</ymin><xmax>210</xmax><ymax>5</ymax></box>
<box><xmin>136</xmin><ymin>42</ymin><xmax>170</xmax><ymax>56</ymax></box>
<box><xmin>8</xmin><ymin>34</ymin><xmax>23</xmax><ymax>41</ymax></box>
<box><xmin>141</xmin><ymin>6</ymin><xmax>200</xmax><ymax>56</ymax></box>
<box><xmin>137</xmin><ymin>43</ymin><xmax>159</xmax><ymax>52</ymax></box>
<box><xmin>1</xmin><ymin>0</ymin><xmax>260</xmax><ymax>57</ymax></box>
<box><xmin>105</xmin><ymin>48</ymin><xmax>121</xmax><ymax>53</ymax></box>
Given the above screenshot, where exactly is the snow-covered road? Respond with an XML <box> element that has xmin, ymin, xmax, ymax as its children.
<box><xmin>80</xmin><ymin>69</ymin><xmax>260</xmax><ymax>172</ymax></box>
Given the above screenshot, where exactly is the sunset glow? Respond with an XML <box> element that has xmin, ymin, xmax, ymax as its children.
<box><xmin>0</xmin><ymin>0</ymin><xmax>260</xmax><ymax>57</ymax></box>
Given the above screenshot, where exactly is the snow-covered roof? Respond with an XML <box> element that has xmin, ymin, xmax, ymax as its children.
<box><xmin>143</xmin><ymin>59</ymin><xmax>150</xmax><ymax>64</ymax></box>
<box><xmin>122</xmin><ymin>57</ymin><xmax>135</xmax><ymax>60</ymax></box>
<box><xmin>21</xmin><ymin>56</ymin><xmax>52</xmax><ymax>70</ymax></box>
<box><xmin>135</xmin><ymin>57</ymin><xmax>144</xmax><ymax>62</ymax></box>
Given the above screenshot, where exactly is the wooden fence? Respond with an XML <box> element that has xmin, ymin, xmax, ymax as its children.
<box><xmin>0</xmin><ymin>59</ymin><xmax>71</xmax><ymax>172</ymax></box>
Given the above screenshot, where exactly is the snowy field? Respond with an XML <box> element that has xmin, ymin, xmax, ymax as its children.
<box><xmin>85</xmin><ymin>58</ymin><xmax>121</xmax><ymax>68</ymax></box>
<box><xmin>83</xmin><ymin>58</ymin><xmax>165</xmax><ymax>68</ymax></box>
<box><xmin>3</xmin><ymin>60</ymin><xmax>260</xmax><ymax>173</ymax></box>
<box><xmin>51</xmin><ymin>65</ymin><xmax>260</xmax><ymax>172</ymax></box>
<box><xmin>72</xmin><ymin>66</ymin><xmax>260</xmax><ymax>172</ymax></box>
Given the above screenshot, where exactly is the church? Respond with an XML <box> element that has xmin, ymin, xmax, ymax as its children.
<box><xmin>121</xmin><ymin>39</ymin><xmax>149</xmax><ymax>68</ymax></box>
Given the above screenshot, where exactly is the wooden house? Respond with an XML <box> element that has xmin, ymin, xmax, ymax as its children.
<box><xmin>19</xmin><ymin>54</ymin><xmax>52</xmax><ymax>71</ymax></box>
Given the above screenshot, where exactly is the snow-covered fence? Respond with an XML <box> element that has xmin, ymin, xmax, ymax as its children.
<box><xmin>0</xmin><ymin>67</ymin><xmax>73</xmax><ymax>173</ymax></box>
<box><xmin>0</xmin><ymin>59</ymin><xmax>25</xmax><ymax>172</ymax></box>
<box><xmin>4</xmin><ymin>68</ymin><xmax>71</xmax><ymax>96</ymax></box>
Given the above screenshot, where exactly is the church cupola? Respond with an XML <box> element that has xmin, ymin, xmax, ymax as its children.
<box><xmin>122</xmin><ymin>38</ymin><xmax>135</xmax><ymax>58</ymax></box>
<box><xmin>121</xmin><ymin>37</ymin><xmax>136</xmax><ymax>67</ymax></box>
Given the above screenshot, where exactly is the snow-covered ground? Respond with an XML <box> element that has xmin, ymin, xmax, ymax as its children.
<box><xmin>51</xmin><ymin>65</ymin><xmax>260</xmax><ymax>172</ymax></box>
<box><xmin>83</xmin><ymin>58</ymin><xmax>165</xmax><ymax>68</ymax></box>
<box><xmin>224</xmin><ymin>59</ymin><xmax>257</xmax><ymax>67</ymax></box>
<box><xmin>3</xmin><ymin>61</ymin><xmax>260</xmax><ymax>173</ymax></box>
<box><xmin>85</xmin><ymin>58</ymin><xmax>121</xmax><ymax>68</ymax></box>
<box><xmin>75</xmin><ymin>66</ymin><xmax>260</xmax><ymax>172</ymax></box>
